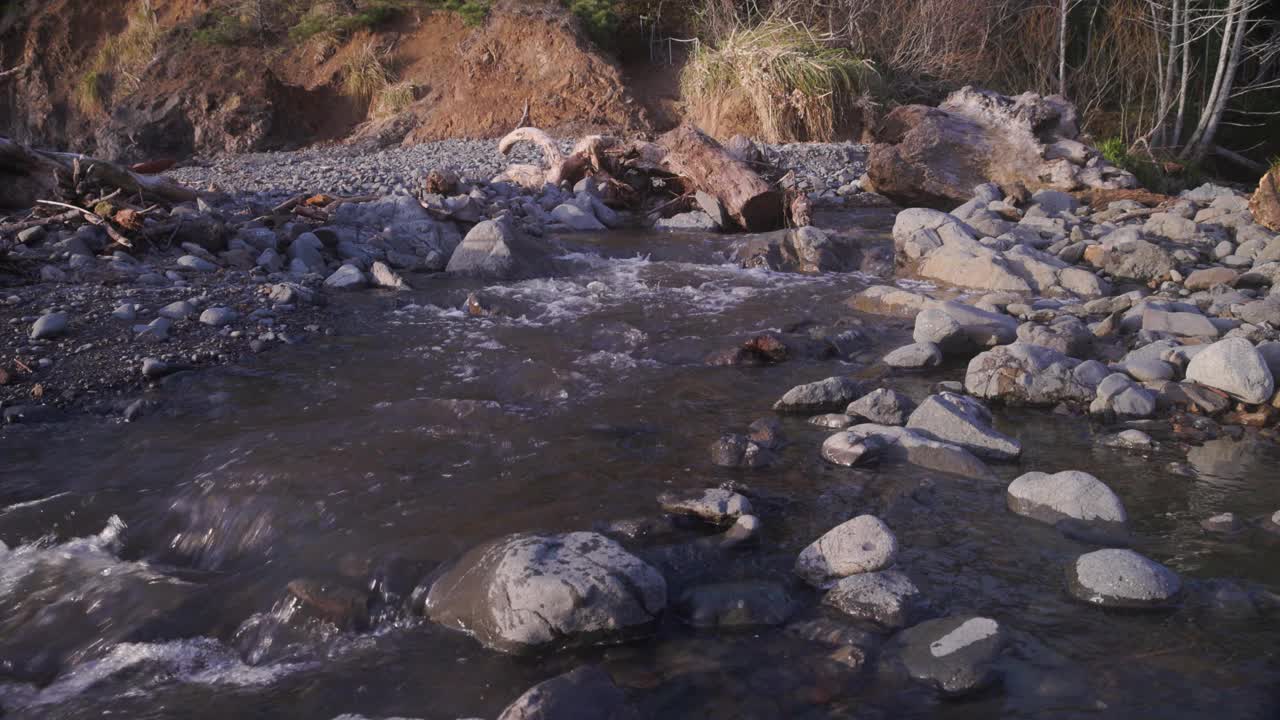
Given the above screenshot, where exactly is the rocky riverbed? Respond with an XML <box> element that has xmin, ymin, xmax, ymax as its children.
<box><xmin>1</xmin><ymin>135</ymin><xmax>1279</xmax><ymax>719</ymax></box>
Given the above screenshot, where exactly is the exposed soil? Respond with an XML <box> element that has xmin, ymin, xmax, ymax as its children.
<box><xmin>0</xmin><ymin>0</ymin><xmax>650</xmax><ymax>163</ymax></box>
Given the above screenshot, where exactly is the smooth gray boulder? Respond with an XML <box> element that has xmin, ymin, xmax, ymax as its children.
<box><xmin>884</xmin><ymin>342</ymin><xmax>943</xmax><ymax>369</ymax></box>
<box><xmin>892</xmin><ymin>208</ymin><xmax>978</xmax><ymax>261</ymax></box>
<box><xmin>1184</xmin><ymin>337</ymin><xmax>1274</xmax><ymax>404</ymax></box>
<box><xmin>965</xmin><ymin>343</ymin><xmax>1093</xmax><ymax>405</ymax></box>
<box><xmin>654</xmin><ymin>210</ymin><xmax>718</xmax><ymax>232</ymax></box>
<box><xmin>158</xmin><ymin>301</ymin><xmax>195</xmax><ymax>320</ymax></box>
<box><xmin>820</xmin><ymin>431</ymin><xmax>888</xmax><ymax>467</ymax></box>
<box><xmin>896</xmin><ymin>616</ymin><xmax>1005</xmax><ymax>697</ymax></box>
<box><xmin>551</xmin><ymin>203</ymin><xmax>607</xmax><ymax>231</ymax></box>
<box><xmin>846</xmin><ymin>388</ymin><xmax>915</xmax><ymax>425</ymax></box>
<box><xmin>324</xmin><ymin>264</ymin><xmax>367</xmax><ymax>290</ymax></box>
<box><xmin>795</xmin><ymin>515</ymin><xmax>897</xmax><ymax>587</ymax></box>
<box><xmin>446</xmin><ymin>218</ymin><xmax>552</xmax><ymax>280</ymax></box>
<box><xmin>847</xmin><ymin>424</ymin><xmax>995</xmax><ymax>480</ymax></box>
<box><xmin>906</xmin><ymin>392</ymin><xmax>1021</xmax><ymax>460</ymax></box>
<box><xmin>496</xmin><ymin>665</ymin><xmax>638</xmax><ymax>720</ymax></box>
<box><xmin>1007</xmin><ymin>470</ymin><xmax>1127</xmax><ymax>527</ymax></box>
<box><xmin>1067</xmin><ymin>549</ymin><xmax>1181</xmax><ymax>608</ymax></box>
<box><xmin>198</xmin><ymin>307</ymin><xmax>237</xmax><ymax>327</ymax></box>
<box><xmin>773</xmin><ymin>376</ymin><xmax>862</xmax><ymax>414</ymax></box>
<box><xmin>176</xmin><ymin>254</ymin><xmax>217</xmax><ymax>273</ymax></box>
<box><xmin>425</xmin><ymin>532</ymin><xmax>667</xmax><ymax>653</ymax></box>
<box><xmin>918</xmin><ymin>301</ymin><xmax>1018</xmax><ymax>354</ymax></box>
<box><xmin>1088</xmin><ymin>373</ymin><xmax>1156</xmax><ymax>417</ymax></box>
<box><xmin>823</xmin><ymin>570</ymin><xmax>925</xmax><ymax>629</ymax></box>
<box><xmin>657</xmin><ymin>488</ymin><xmax>752</xmax><ymax>524</ymax></box>
<box><xmin>29</xmin><ymin>312</ymin><xmax>69</xmax><ymax>340</ymax></box>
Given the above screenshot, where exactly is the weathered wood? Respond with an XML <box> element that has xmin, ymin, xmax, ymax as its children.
<box><xmin>39</xmin><ymin>149</ymin><xmax>198</xmax><ymax>203</ymax></box>
<box><xmin>657</xmin><ymin>123</ymin><xmax>783</xmax><ymax>232</ymax></box>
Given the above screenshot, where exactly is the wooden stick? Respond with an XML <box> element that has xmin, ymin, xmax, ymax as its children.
<box><xmin>0</xmin><ymin>64</ymin><xmax>26</xmax><ymax>81</ymax></box>
<box><xmin>36</xmin><ymin>199</ymin><xmax>133</xmax><ymax>248</ymax></box>
<box><xmin>0</xmin><ymin>209</ymin><xmax>81</xmax><ymax>236</ymax></box>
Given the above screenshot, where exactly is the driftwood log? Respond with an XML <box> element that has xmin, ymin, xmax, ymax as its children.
<box><xmin>494</xmin><ymin>123</ymin><xmax>786</xmax><ymax>232</ymax></box>
<box><xmin>0</xmin><ymin>136</ymin><xmax>197</xmax><ymax>210</ymax></box>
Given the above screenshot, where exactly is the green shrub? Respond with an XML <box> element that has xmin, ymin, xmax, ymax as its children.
<box><xmin>290</xmin><ymin>0</ymin><xmax>419</xmax><ymax>41</ymax></box>
<box><xmin>565</xmin><ymin>0</ymin><xmax>617</xmax><ymax>47</ymax></box>
<box><xmin>194</xmin><ymin>10</ymin><xmax>253</xmax><ymax>46</ymax></box>
<box><xmin>437</xmin><ymin>0</ymin><xmax>491</xmax><ymax>27</ymax></box>
<box><xmin>1098</xmin><ymin>136</ymin><xmax>1204</xmax><ymax>193</ymax></box>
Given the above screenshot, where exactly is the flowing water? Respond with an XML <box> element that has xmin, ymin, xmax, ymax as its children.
<box><xmin>2</xmin><ymin>212</ymin><xmax>1278</xmax><ymax>719</ymax></box>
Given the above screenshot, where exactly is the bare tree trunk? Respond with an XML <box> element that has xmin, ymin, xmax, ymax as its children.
<box><xmin>1182</xmin><ymin>0</ymin><xmax>1233</xmax><ymax>159</ymax></box>
<box><xmin>1154</xmin><ymin>0</ymin><xmax>1181</xmax><ymax>147</ymax></box>
<box><xmin>1058</xmin><ymin>0</ymin><xmax>1069</xmax><ymax>96</ymax></box>
<box><xmin>1173</xmin><ymin>0</ymin><xmax>1193</xmax><ymax>144</ymax></box>
<box><xmin>1183</xmin><ymin>0</ymin><xmax>1250</xmax><ymax>161</ymax></box>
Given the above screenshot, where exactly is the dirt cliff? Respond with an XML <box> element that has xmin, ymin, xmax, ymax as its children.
<box><xmin>0</xmin><ymin>0</ymin><xmax>650</xmax><ymax>163</ymax></box>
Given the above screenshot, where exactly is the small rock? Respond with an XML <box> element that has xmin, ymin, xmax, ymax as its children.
<box><xmin>369</xmin><ymin>261</ymin><xmax>409</xmax><ymax>290</ymax></box>
<box><xmin>199</xmin><ymin>307</ymin><xmax>237</xmax><ymax>327</ymax></box>
<box><xmin>323</xmin><ymin>264</ymin><xmax>367</xmax><ymax>290</ymax></box>
<box><xmin>747</xmin><ymin>417</ymin><xmax>786</xmax><ymax>449</ymax></box>
<box><xmin>822</xmin><ymin>570</ymin><xmax>925</xmax><ymax>629</ymax></box>
<box><xmin>1067</xmin><ymin>548</ymin><xmax>1181</xmax><ymax>608</ymax></box>
<box><xmin>29</xmin><ymin>312</ymin><xmax>69</xmax><ymax>340</ymax></box>
<box><xmin>884</xmin><ymin>342</ymin><xmax>943</xmax><ymax>369</ymax></box>
<box><xmin>657</xmin><ymin>488</ymin><xmax>752</xmax><ymax>524</ymax></box>
<box><xmin>846</xmin><ymin>388</ymin><xmax>915</xmax><ymax>425</ymax></box>
<box><xmin>709</xmin><ymin>433</ymin><xmax>773</xmax><ymax>468</ymax></box>
<box><xmin>112</xmin><ymin>303</ymin><xmax>137</xmax><ymax>322</ymax></box>
<box><xmin>176</xmin><ymin>255</ymin><xmax>217</xmax><ymax>273</ymax></box>
<box><xmin>1185</xmin><ymin>337</ymin><xmax>1274</xmax><ymax>404</ymax></box>
<box><xmin>159</xmin><ymin>301</ymin><xmax>195</xmax><ymax>320</ymax></box>
<box><xmin>809</xmin><ymin>413</ymin><xmax>854</xmax><ymax>429</ymax></box>
<box><xmin>906</xmin><ymin>392</ymin><xmax>1021</xmax><ymax>460</ymax></box>
<box><xmin>674</xmin><ymin>582</ymin><xmax>795</xmax><ymax>628</ymax></box>
<box><xmin>1199</xmin><ymin>512</ymin><xmax>1243</xmax><ymax>533</ymax></box>
<box><xmin>496</xmin><ymin>666</ymin><xmax>638</xmax><ymax>720</ymax></box>
<box><xmin>820</xmin><ymin>431</ymin><xmax>887</xmax><ymax>467</ymax></box>
<box><xmin>141</xmin><ymin>358</ymin><xmax>174</xmax><ymax>378</ymax></box>
<box><xmin>1006</xmin><ymin>470</ymin><xmax>1127</xmax><ymax>527</ymax></box>
<box><xmin>795</xmin><ymin>515</ymin><xmax>897</xmax><ymax>587</ymax></box>
<box><xmin>773</xmin><ymin>376</ymin><xmax>862</xmax><ymax>414</ymax></box>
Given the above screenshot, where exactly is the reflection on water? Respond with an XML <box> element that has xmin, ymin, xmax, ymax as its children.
<box><xmin>1</xmin><ymin>219</ymin><xmax>1278</xmax><ymax>719</ymax></box>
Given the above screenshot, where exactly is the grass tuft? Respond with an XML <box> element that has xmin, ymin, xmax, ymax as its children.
<box><xmin>342</xmin><ymin>39</ymin><xmax>393</xmax><ymax>101</ymax></box>
<box><xmin>680</xmin><ymin>17</ymin><xmax>876</xmax><ymax>143</ymax></box>
<box><xmin>76</xmin><ymin>0</ymin><xmax>159</xmax><ymax>112</ymax></box>
<box><xmin>372</xmin><ymin>80</ymin><xmax>416</xmax><ymax>117</ymax></box>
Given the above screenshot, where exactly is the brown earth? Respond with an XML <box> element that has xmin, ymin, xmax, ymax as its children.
<box><xmin>0</xmin><ymin>0</ymin><xmax>650</xmax><ymax>163</ymax></box>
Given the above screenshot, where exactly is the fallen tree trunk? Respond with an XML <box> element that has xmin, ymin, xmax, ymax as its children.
<box><xmin>0</xmin><ymin>136</ymin><xmax>197</xmax><ymax>209</ymax></box>
<box><xmin>656</xmin><ymin>124</ymin><xmax>783</xmax><ymax>232</ymax></box>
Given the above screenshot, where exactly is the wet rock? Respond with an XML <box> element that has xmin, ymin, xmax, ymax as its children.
<box><xmin>709</xmin><ymin>433</ymin><xmax>773</xmax><ymax>468</ymax></box>
<box><xmin>446</xmin><ymin>217</ymin><xmax>552</xmax><ymax>279</ymax></box>
<box><xmin>884</xmin><ymin>342</ymin><xmax>943</xmax><ymax>369</ymax></box>
<box><xmin>916</xmin><ymin>301</ymin><xmax>1017</xmax><ymax>355</ymax></box>
<box><xmin>733</xmin><ymin>226</ymin><xmax>861</xmax><ymax>273</ymax></box>
<box><xmin>551</xmin><ymin>203</ymin><xmax>606</xmax><ymax>231</ymax></box>
<box><xmin>285</xmin><ymin>578</ymin><xmax>371</xmax><ymax>631</ymax></box>
<box><xmin>847</xmin><ymin>423</ymin><xmax>995</xmax><ymax>480</ymax></box>
<box><xmin>810</xmin><ymin>413</ymin><xmax>855</xmax><ymax>429</ymax></box>
<box><xmin>906</xmin><ymin>392</ymin><xmax>1021</xmax><ymax>460</ymax></box>
<box><xmin>657</xmin><ymin>488</ymin><xmax>752</xmax><ymax>524</ymax></box>
<box><xmin>323</xmin><ymin>264</ymin><xmax>367</xmax><ymax>290</ymax></box>
<box><xmin>1185</xmin><ymin>337</ymin><xmax>1274</xmax><ymax>404</ymax></box>
<box><xmin>674</xmin><ymin>582</ymin><xmax>796</xmax><ymax>628</ymax></box>
<box><xmin>1067</xmin><ymin>549</ymin><xmax>1181</xmax><ymax>608</ymax></box>
<box><xmin>1007</xmin><ymin>470</ymin><xmax>1127</xmax><ymax>529</ymax></box>
<box><xmin>655</xmin><ymin>210</ymin><xmax>718</xmax><ymax>232</ymax></box>
<box><xmin>3</xmin><ymin>404</ymin><xmax>64</xmax><ymax>424</ymax></box>
<box><xmin>199</xmin><ymin>307</ymin><xmax>237</xmax><ymax>327</ymax></box>
<box><xmin>1200</xmin><ymin>512</ymin><xmax>1243</xmax><ymax>533</ymax></box>
<box><xmin>823</xmin><ymin>570</ymin><xmax>926</xmax><ymax>629</ymax></box>
<box><xmin>425</xmin><ymin>532</ymin><xmax>666</xmax><ymax>653</ymax></box>
<box><xmin>820</xmin><ymin>431</ymin><xmax>888</xmax><ymax>467</ymax></box>
<box><xmin>1089</xmin><ymin>373</ymin><xmax>1156</xmax><ymax>418</ymax></box>
<box><xmin>268</xmin><ymin>282</ymin><xmax>316</xmax><ymax>306</ymax></box>
<box><xmin>29</xmin><ymin>312</ymin><xmax>68</xmax><ymax>339</ymax></box>
<box><xmin>141</xmin><ymin>357</ymin><xmax>176</xmax><ymax>379</ymax></box>
<box><xmin>895</xmin><ymin>616</ymin><xmax>1005</xmax><ymax>696</ymax></box>
<box><xmin>369</xmin><ymin>261</ymin><xmax>409</xmax><ymax>290</ymax></box>
<box><xmin>1104</xmin><ymin>428</ymin><xmax>1154</xmax><ymax>449</ymax></box>
<box><xmin>496</xmin><ymin>665</ymin><xmax>638</xmax><ymax>720</ymax></box>
<box><xmin>704</xmin><ymin>333</ymin><xmax>788</xmax><ymax>366</ymax></box>
<box><xmin>846</xmin><ymin>388</ymin><xmax>915</xmax><ymax>425</ymax></box>
<box><xmin>747</xmin><ymin>417</ymin><xmax>786</xmax><ymax>449</ymax></box>
<box><xmin>795</xmin><ymin>515</ymin><xmax>898</xmax><ymax>587</ymax></box>
<box><xmin>773</xmin><ymin>376</ymin><xmax>863</xmax><ymax>414</ymax></box>
<box><xmin>965</xmin><ymin>343</ymin><xmax>1094</xmax><ymax>405</ymax></box>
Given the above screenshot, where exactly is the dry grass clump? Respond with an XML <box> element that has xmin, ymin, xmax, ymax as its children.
<box><xmin>341</xmin><ymin>38</ymin><xmax>417</xmax><ymax>118</ymax></box>
<box><xmin>372</xmin><ymin>80</ymin><xmax>416</xmax><ymax>117</ymax></box>
<box><xmin>76</xmin><ymin>0</ymin><xmax>160</xmax><ymax>111</ymax></box>
<box><xmin>679</xmin><ymin>17</ymin><xmax>875</xmax><ymax>143</ymax></box>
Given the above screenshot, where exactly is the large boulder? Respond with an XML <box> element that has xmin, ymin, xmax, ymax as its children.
<box><xmin>445</xmin><ymin>217</ymin><xmax>555</xmax><ymax>279</ymax></box>
<box><xmin>794</xmin><ymin>515</ymin><xmax>898</xmax><ymax>587</ymax></box>
<box><xmin>1007</xmin><ymin>470</ymin><xmax>1127</xmax><ymax>527</ymax></box>
<box><xmin>846</xmin><ymin>424</ymin><xmax>995</xmax><ymax>480</ymax></box>
<box><xmin>894</xmin><ymin>616</ymin><xmax>1006</xmax><ymax>697</ymax></box>
<box><xmin>733</xmin><ymin>226</ymin><xmax>862</xmax><ymax>273</ymax></box>
<box><xmin>1184</xmin><ymin>337</ymin><xmax>1275</xmax><ymax>404</ymax></box>
<box><xmin>1250</xmin><ymin>166</ymin><xmax>1280</xmax><ymax>232</ymax></box>
<box><xmin>914</xmin><ymin>301</ymin><xmax>1017</xmax><ymax>355</ymax></box>
<box><xmin>822</xmin><ymin>570</ymin><xmax>926</xmax><ymax>629</ymax></box>
<box><xmin>497</xmin><ymin>666</ymin><xmax>638</xmax><ymax>720</ymax></box>
<box><xmin>1083</xmin><ymin>227</ymin><xmax>1176</xmax><ymax>282</ymax></box>
<box><xmin>425</xmin><ymin>532</ymin><xmax>667</xmax><ymax>653</ymax></box>
<box><xmin>906</xmin><ymin>392</ymin><xmax>1021</xmax><ymax>460</ymax></box>
<box><xmin>1067</xmin><ymin>549</ymin><xmax>1181</xmax><ymax>608</ymax></box>
<box><xmin>965</xmin><ymin>343</ymin><xmax>1095</xmax><ymax>405</ymax></box>
<box><xmin>867</xmin><ymin>87</ymin><xmax>1134</xmax><ymax>209</ymax></box>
